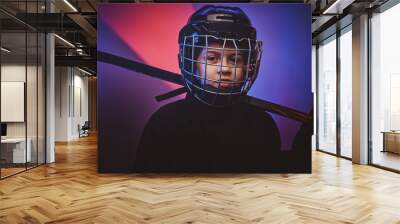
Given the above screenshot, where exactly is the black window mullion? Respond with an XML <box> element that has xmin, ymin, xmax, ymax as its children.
<box><xmin>367</xmin><ymin>11</ymin><xmax>373</xmax><ymax>165</ymax></box>
<box><xmin>44</xmin><ymin>0</ymin><xmax>48</xmax><ymax>165</ymax></box>
<box><xmin>0</xmin><ymin>20</ymin><xmax>2</xmax><ymax>179</ymax></box>
<box><xmin>336</xmin><ymin>30</ymin><xmax>341</xmax><ymax>157</ymax></box>
<box><xmin>316</xmin><ymin>44</ymin><xmax>319</xmax><ymax>151</ymax></box>
<box><xmin>25</xmin><ymin>0</ymin><xmax>28</xmax><ymax>171</ymax></box>
<box><xmin>36</xmin><ymin>0</ymin><xmax>39</xmax><ymax>168</ymax></box>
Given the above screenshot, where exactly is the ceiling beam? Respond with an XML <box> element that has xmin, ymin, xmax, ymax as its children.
<box><xmin>67</xmin><ymin>13</ymin><xmax>97</xmax><ymax>46</ymax></box>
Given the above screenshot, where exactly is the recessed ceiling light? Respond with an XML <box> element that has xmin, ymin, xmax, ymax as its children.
<box><xmin>322</xmin><ymin>0</ymin><xmax>354</xmax><ymax>15</ymax></box>
<box><xmin>78</xmin><ymin>67</ymin><xmax>93</xmax><ymax>76</ymax></box>
<box><xmin>1</xmin><ymin>47</ymin><xmax>11</xmax><ymax>53</ymax></box>
<box><xmin>54</xmin><ymin>34</ymin><xmax>75</xmax><ymax>48</ymax></box>
<box><xmin>63</xmin><ymin>0</ymin><xmax>78</xmax><ymax>12</ymax></box>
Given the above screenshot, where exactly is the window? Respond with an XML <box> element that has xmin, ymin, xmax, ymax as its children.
<box><xmin>339</xmin><ymin>27</ymin><xmax>352</xmax><ymax>158</ymax></box>
<box><xmin>370</xmin><ymin>2</ymin><xmax>400</xmax><ymax>171</ymax></box>
<box><xmin>317</xmin><ymin>35</ymin><xmax>337</xmax><ymax>154</ymax></box>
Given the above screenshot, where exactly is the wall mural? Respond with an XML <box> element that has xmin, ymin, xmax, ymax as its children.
<box><xmin>98</xmin><ymin>3</ymin><xmax>312</xmax><ymax>173</ymax></box>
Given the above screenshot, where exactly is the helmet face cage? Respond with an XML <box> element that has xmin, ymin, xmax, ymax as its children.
<box><xmin>179</xmin><ymin>35</ymin><xmax>262</xmax><ymax>107</ymax></box>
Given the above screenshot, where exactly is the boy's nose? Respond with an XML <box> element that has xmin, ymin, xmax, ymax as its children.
<box><xmin>217</xmin><ymin>58</ymin><xmax>232</xmax><ymax>75</ymax></box>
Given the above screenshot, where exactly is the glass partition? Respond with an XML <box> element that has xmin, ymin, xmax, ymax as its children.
<box><xmin>1</xmin><ymin>30</ymin><xmax>28</xmax><ymax>177</ymax></box>
<box><xmin>339</xmin><ymin>27</ymin><xmax>352</xmax><ymax>158</ymax></box>
<box><xmin>27</xmin><ymin>30</ymin><xmax>38</xmax><ymax>169</ymax></box>
<box><xmin>370</xmin><ymin>3</ymin><xmax>400</xmax><ymax>171</ymax></box>
<box><xmin>38</xmin><ymin>32</ymin><xmax>45</xmax><ymax>165</ymax></box>
<box><xmin>0</xmin><ymin>1</ymin><xmax>46</xmax><ymax>179</ymax></box>
<box><xmin>317</xmin><ymin>35</ymin><xmax>337</xmax><ymax>154</ymax></box>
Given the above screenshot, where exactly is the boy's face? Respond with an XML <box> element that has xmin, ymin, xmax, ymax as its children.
<box><xmin>196</xmin><ymin>42</ymin><xmax>246</xmax><ymax>90</ymax></box>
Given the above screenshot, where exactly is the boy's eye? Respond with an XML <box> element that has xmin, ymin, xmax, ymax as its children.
<box><xmin>229</xmin><ymin>55</ymin><xmax>244</xmax><ymax>64</ymax></box>
<box><xmin>206</xmin><ymin>55</ymin><xmax>218</xmax><ymax>63</ymax></box>
<box><xmin>207</xmin><ymin>56</ymin><xmax>216</xmax><ymax>60</ymax></box>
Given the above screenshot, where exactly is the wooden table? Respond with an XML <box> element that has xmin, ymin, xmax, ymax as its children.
<box><xmin>381</xmin><ymin>131</ymin><xmax>400</xmax><ymax>154</ymax></box>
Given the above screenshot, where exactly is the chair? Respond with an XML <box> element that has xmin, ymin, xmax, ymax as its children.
<box><xmin>78</xmin><ymin>121</ymin><xmax>90</xmax><ymax>138</ymax></box>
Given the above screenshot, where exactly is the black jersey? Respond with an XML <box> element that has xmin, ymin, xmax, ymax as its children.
<box><xmin>135</xmin><ymin>94</ymin><xmax>286</xmax><ymax>172</ymax></box>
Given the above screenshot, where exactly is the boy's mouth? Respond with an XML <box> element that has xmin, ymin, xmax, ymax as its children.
<box><xmin>218</xmin><ymin>79</ymin><xmax>240</xmax><ymax>88</ymax></box>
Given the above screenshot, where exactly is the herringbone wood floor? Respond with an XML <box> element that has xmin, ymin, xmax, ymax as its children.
<box><xmin>1</xmin><ymin>134</ymin><xmax>400</xmax><ymax>224</ymax></box>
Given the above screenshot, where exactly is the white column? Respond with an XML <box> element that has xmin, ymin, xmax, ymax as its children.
<box><xmin>46</xmin><ymin>0</ymin><xmax>55</xmax><ymax>163</ymax></box>
<box><xmin>55</xmin><ymin>67</ymin><xmax>74</xmax><ymax>141</ymax></box>
<box><xmin>352</xmin><ymin>14</ymin><xmax>369</xmax><ymax>164</ymax></box>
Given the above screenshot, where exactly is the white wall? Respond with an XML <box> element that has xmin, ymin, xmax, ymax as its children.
<box><xmin>1</xmin><ymin>64</ymin><xmax>38</xmax><ymax>138</ymax></box>
<box><xmin>55</xmin><ymin>67</ymin><xmax>89</xmax><ymax>141</ymax></box>
<box><xmin>1</xmin><ymin>65</ymin><xmax>26</xmax><ymax>140</ymax></box>
<box><xmin>72</xmin><ymin>72</ymin><xmax>89</xmax><ymax>138</ymax></box>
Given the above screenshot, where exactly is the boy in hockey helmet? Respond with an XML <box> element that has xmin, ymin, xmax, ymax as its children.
<box><xmin>178</xmin><ymin>5</ymin><xmax>262</xmax><ymax>106</ymax></box>
<box><xmin>135</xmin><ymin>5</ymin><xmax>282</xmax><ymax>172</ymax></box>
